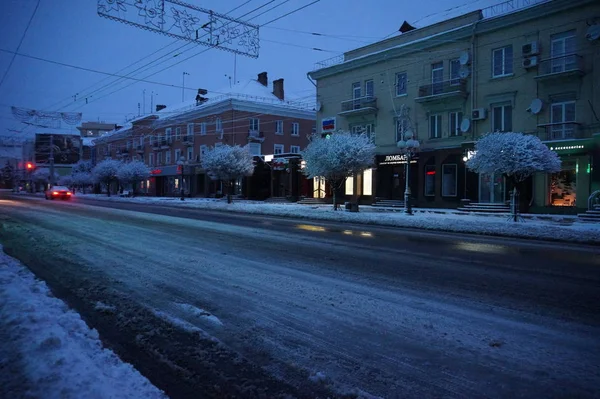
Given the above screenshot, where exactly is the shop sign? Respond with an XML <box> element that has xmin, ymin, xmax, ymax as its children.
<box><xmin>150</xmin><ymin>169</ymin><xmax>162</xmax><ymax>175</ymax></box>
<box><xmin>379</xmin><ymin>154</ymin><xmax>417</xmax><ymax>165</ymax></box>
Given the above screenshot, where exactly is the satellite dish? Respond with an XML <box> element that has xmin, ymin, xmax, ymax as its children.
<box><xmin>586</xmin><ymin>24</ymin><xmax>600</xmax><ymax>41</ymax></box>
<box><xmin>460</xmin><ymin>118</ymin><xmax>471</xmax><ymax>133</ymax></box>
<box><xmin>529</xmin><ymin>98</ymin><xmax>543</xmax><ymax>114</ymax></box>
<box><xmin>459</xmin><ymin>51</ymin><xmax>470</xmax><ymax>65</ymax></box>
<box><xmin>459</xmin><ymin>66</ymin><xmax>470</xmax><ymax>79</ymax></box>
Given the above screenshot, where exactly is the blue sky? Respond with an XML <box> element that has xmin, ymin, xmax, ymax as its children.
<box><xmin>0</xmin><ymin>0</ymin><xmax>502</xmax><ymax>139</ymax></box>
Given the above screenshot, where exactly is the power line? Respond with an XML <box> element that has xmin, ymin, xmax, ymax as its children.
<box><xmin>0</xmin><ymin>0</ymin><xmax>41</xmax><ymax>92</ymax></box>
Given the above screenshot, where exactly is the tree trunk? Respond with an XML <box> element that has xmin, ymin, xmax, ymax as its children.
<box><xmin>332</xmin><ymin>189</ymin><xmax>337</xmax><ymax>211</ymax></box>
<box><xmin>132</xmin><ymin>182</ymin><xmax>137</xmax><ymax>198</ymax></box>
<box><xmin>227</xmin><ymin>181</ymin><xmax>233</xmax><ymax>204</ymax></box>
<box><xmin>106</xmin><ymin>181</ymin><xmax>111</xmax><ymax>197</ymax></box>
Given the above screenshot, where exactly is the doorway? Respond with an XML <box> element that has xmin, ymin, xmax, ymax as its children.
<box><xmin>479</xmin><ymin>173</ymin><xmax>505</xmax><ymax>203</ymax></box>
<box><xmin>314</xmin><ymin>176</ymin><xmax>326</xmax><ymax>198</ymax></box>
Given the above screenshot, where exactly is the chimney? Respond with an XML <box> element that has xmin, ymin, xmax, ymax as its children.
<box><xmin>156</xmin><ymin>104</ymin><xmax>166</xmax><ymax>112</ymax></box>
<box><xmin>273</xmin><ymin>78</ymin><xmax>284</xmax><ymax>101</ymax></box>
<box><xmin>258</xmin><ymin>71</ymin><xmax>268</xmax><ymax>87</ymax></box>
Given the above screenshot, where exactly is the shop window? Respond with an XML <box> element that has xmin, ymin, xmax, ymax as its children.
<box><xmin>425</xmin><ymin>165</ymin><xmax>436</xmax><ymax>196</ymax></box>
<box><xmin>363</xmin><ymin>169</ymin><xmax>373</xmax><ymax>196</ymax></box>
<box><xmin>345</xmin><ymin>176</ymin><xmax>354</xmax><ymax>195</ymax></box>
<box><xmin>442</xmin><ymin>164</ymin><xmax>457</xmax><ymax>196</ymax></box>
<box><xmin>550</xmin><ymin>160</ymin><xmax>576</xmax><ymax>206</ymax></box>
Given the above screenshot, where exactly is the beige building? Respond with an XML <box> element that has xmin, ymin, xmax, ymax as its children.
<box><xmin>309</xmin><ymin>0</ymin><xmax>600</xmax><ymax>213</ymax></box>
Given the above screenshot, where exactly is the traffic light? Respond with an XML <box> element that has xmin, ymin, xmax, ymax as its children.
<box><xmin>26</xmin><ymin>162</ymin><xmax>35</xmax><ymax>170</ymax></box>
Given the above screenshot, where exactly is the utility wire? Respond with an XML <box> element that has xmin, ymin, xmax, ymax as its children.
<box><xmin>0</xmin><ymin>0</ymin><xmax>41</xmax><ymax>92</ymax></box>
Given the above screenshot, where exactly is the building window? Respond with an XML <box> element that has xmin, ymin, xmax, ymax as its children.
<box><xmin>363</xmin><ymin>168</ymin><xmax>373</xmax><ymax>196</ymax></box>
<box><xmin>275</xmin><ymin>120</ymin><xmax>283</xmax><ymax>134</ymax></box>
<box><xmin>216</xmin><ymin>117</ymin><xmax>222</xmax><ymax>132</ymax></box>
<box><xmin>200</xmin><ymin>122</ymin><xmax>207</xmax><ymax>135</ymax></box>
<box><xmin>449</xmin><ymin>111</ymin><xmax>463</xmax><ymax>136</ymax></box>
<box><xmin>442</xmin><ymin>164</ymin><xmax>457</xmax><ymax>197</ymax></box>
<box><xmin>492</xmin><ymin>104</ymin><xmax>512</xmax><ymax>132</ymax></box>
<box><xmin>396</xmin><ymin>72</ymin><xmax>407</xmax><ymax>96</ymax></box>
<box><xmin>290</xmin><ymin>145</ymin><xmax>300</xmax><ymax>153</ymax></box>
<box><xmin>364</xmin><ymin>79</ymin><xmax>374</xmax><ymax>98</ymax></box>
<box><xmin>139</xmin><ymin>136</ymin><xmax>144</xmax><ymax>146</ymax></box>
<box><xmin>425</xmin><ymin>165</ymin><xmax>436</xmax><ymax>196</ymax></box>
<box><xmin>250</xmin><ymin>118</ymin><xmax>260</xmax><ymax>131</ymax></box>
<box><xmin>165</xmin><ymin>150</ymin><xmax>171</xmax><ymax>164</ymax></box>
<box><xmin>165</xmin><ymin>128</ymin><xmax>172</xmax><ymax>142</ymax></box>
<box><xmin>431</xmin><ymin>61</ymin><xmax>444</xmax><ymax>94</ymax></box>
<box><xmin>550</xmin><ymin>159</ymin><xmax>577</xmax><ymax>207</ymax></box>
<box><xmin>492</xmin><ymin>45</ymin><xmax>513</xmax><ymax>77</ymax></box>
<box><xmin>550</xmin><ymin>101</ymin><xmax>576</xmax><ymax>139</ymax></box>
<box><xmin>157</xmin><ymin>152</ymin><xmax>162</xmax><ymax>165</ymax></box>
<box><xmin>247</xmin><ymin>143</ymin><xmax>261</xmax><ymax>156</ymax></box>
<box><xmin>187</xmin><ymin>147</ymin><xmax>193</xmax><ymax>161</ymax></box>
<box><xmin>450</xmin><ymin>59</ymin><xmax>461</xmax><ymax>85</ymax></box>
<box><xmin>274</xmin><ymin>144</ymin><xmax>284</xmax><ymax>154</ymax></box>
<box><xmin>429</xmin><ymin>114</ymin><xmax>442</xmax><ymax>139</ymax></box>
<box><xmin>292</xmin><ymin>122</ymin><xmax>299</xmax><ymax>136</ymax></box>
<box><xmin>149</xmin><ymin>135</ymin><xmax>154</xmax><ymax>146</ymax></box>
<box><xmin>345</xmin><ymin>176</ymin><xmax>354</xmax><ymax>195</ymax></box>
<box><xmin>187</xmin><ymin>123</ymin><xmax>194</xmax><ymax>137</ymax></box>
<box><xmin>352</xmin><ymin>82</ymin><xmax>361</xmax><ymax>99</ymax></box>
<box><xmin>174</xmin><ymin>149</ymin><xmax>181</xmax><ymax>162</ymax></box>
<box><xmin>149</xmin><ymin>153</ymin><xmax>154</xmax><ymax>166</ymax></box>
<box><xmin>175</xmin><ymin>127</ymin><xmax>181</xmax><ymax>140</ymax></box>
<box><xmin>551</xmin><ymin>31</ymin><xmax>576</xmax><ymax>73</ymax></box>
<box><xmin>395</xmin><ymin>118</ymin><xmax>410</xmax><ymax>142</ymax></box>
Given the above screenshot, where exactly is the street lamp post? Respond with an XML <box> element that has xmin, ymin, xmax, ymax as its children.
<box><xmin>177</xmin><ymin>156</ymin><xmax>188</xmax><ymax>201</ymax></box>
<box><xmin>396</xmin><ymin>129</ymin><xmax>420</xmax><ymax>215</ymax></box>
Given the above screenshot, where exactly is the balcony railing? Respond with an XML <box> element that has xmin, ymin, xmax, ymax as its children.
<box><xmin>416</xmin><ymin>79</ymin><xmax>467</xmax><ymax>103</ymax></box>
<box><xmin>339</xmin><ymin>96</ymin><xmax>378</xmax><ymax>116</ymax></box>
<box><xmin>536</xmin><ymin>54</ymin><xmax>584</xmax><ymax>80</ymax></box>
<box><xmin>182</xmin><ymin>135</ymin><xmax>194</xmax><ymax>145</ymax></box>
<box><xmin>538</xmin><ymin>122</ymin><xmax>583</xmax><ymax>141</ymax></box>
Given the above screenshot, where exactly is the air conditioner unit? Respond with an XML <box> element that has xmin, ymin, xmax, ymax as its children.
<box><xmin>522</xmin><ymin>56</ymin><xmax>539</xmax><ymax>69</ymax></box>
<box><xmin>522</xmin><ymin>41</ymin><xmax>540</xmax><ymax>56</ymax></box>
<box><xmin>472</xmin><ymin>108</ymin><xmax>487</xmax><ymax>121</ymax></box>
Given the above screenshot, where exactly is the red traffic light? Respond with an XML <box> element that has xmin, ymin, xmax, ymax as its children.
<box><xmin>26</xmin><ymin>162</ymin><xmax>34</xmax><ymax>170</ymax></box>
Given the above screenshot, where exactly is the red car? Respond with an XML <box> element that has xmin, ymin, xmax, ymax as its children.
<box><xmin>45</xmin><ymin>185</ymin><xmax>73</xmax><ymax>200</ymax></box>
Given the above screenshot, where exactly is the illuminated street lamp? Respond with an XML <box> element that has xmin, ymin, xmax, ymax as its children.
<box><xmin>396</xmin><ymin>129</ymin><xmax>420</xmax><ymax>215</ymax></box>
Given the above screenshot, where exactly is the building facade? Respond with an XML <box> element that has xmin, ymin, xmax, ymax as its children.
<box><xmin>309</xmin><ymin>0</ymin><xmax>600</xmax><ymax>213</ymax></box>
<box><xmin>94</xmin><ymin>72</ymin><xmax>316</xmax><ymax>198</ymax></box>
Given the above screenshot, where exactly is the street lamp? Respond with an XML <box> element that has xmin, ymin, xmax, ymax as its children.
<box><xmin>397</xmin><ymin>129</ymin><xmax>420</xmax><ymax>215</ymax></box>
<box><xmin>177</xmin><ymin>156</ymin><xmax>189</xmax><ymax>201</ymax></box>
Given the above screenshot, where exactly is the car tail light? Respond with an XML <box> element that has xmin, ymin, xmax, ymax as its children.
<box><xmin>67</xmin><ymin>192</ymin><xmax>72</xmax><ymax>195</ymax></box>
<box><xmin>52</xmin><ymin>191</ymin><xmax>59</xmax><ymax>195</ymax></box>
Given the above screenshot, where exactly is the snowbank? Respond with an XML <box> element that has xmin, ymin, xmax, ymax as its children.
<box><xmin>0</xmin><ymin>247</ymin><xmax>167</xmax><ymax>399</ymax></box>
<box><xmin>76</xmin><ymin>194</ymin><xmax>600</xmax><ymax>243</ymax></box>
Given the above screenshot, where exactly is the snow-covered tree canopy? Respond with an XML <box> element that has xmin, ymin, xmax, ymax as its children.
<box><xmin>58</xmin><ymin>175</ymin><xmax>73</xmax><ymax>186</ymax></box>
<box><xmin>31</xmin><ymin>168</ymin><xmax>59</xmax><ymax>183</ymax></box>
<box><xmin>466</xmin><ymin>132</ymin><xmax>561</xmax><ymax>183</ymax></box>
<box><xmin>116</xmin><ymin>161</ymin><xmax>150</xmax><ymax>184</ymax></box>
<box><xmin>92</xmin><ymin>159</ymin><xmax>122</xmax><ymax>184</ymax></box>
<box><xmin>71</xmin><ymin>161</ymin><xmax>93</xmax><ymax>175</ymax></box>
<box><xmin>201</xmin><ymin>145</ymin><xmax>255</xmax><ymax>181</ymax></box>
<box><xmin>301</xmin><ymin>132</ymin><xmax>375</xmax><ymax>182</ymax></box>
<box><xmin>71</xmin><ymin>172</ymin><xmax>93</xmax><ymax>186</ymax></box>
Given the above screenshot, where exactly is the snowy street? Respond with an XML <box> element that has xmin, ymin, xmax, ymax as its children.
<box><xmin>1</xmin><ymin>194</ymin><xmax>599</xmax><ymax>398</ymax></box>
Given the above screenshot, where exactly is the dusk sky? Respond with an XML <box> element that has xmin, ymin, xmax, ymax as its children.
<box><xmin>0</xmin><ymin>0</ymin><xmax>503</xmax><ymax>139</ymax></box>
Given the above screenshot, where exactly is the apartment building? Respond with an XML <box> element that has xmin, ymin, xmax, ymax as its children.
<box><xmin>309</xmin><ymin>0</ymin><xmax>600</xmax><ymax>213</ymax></box>
<box><xmin>76</xmin><ymin>121</ymin><xmax>120</xmax><ymax>162</ymax></box>
<box><xmin>94</xmin><ymin>72</ymin><xmax>315</xmax><ymax>198</ymax></box>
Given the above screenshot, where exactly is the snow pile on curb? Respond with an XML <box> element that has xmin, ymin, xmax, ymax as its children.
<box><xmin>77</xmin><ymin>195</ymin><xmax>600</xmax><ymax>243</ymax></box>
<box><xmin>0</xmin><ymin>247</ymin><xmax>167</xmax><ymax>399</ymax></box>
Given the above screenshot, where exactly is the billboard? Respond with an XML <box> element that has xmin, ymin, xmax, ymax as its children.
<box><xmin>35</xmin><ymin>134</ymin><xmax>81</xmax><ymax>165</ymax></box>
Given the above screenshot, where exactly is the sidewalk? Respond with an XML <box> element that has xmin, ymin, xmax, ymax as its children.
<box><xmin>69</xmin><ymin>194</ymin><xmax>600</xmax><ymax>244</ymax></box>
<box><xmin>0</xmin><ymin>246</ymin><xmax>167</xmax><ymax>399</ymax></box>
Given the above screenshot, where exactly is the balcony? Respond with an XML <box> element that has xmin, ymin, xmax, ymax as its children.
<box><xmin>538</xmin><ymin>122</ymin><xmax>583</xmax><ymax>141</ymax></box>
<box><xmin>415</xmin><ymin>79</ymin><xmax>467</xmax><ymax>103</ymax></box>
<box><xmin>136</xmin><ymin>145</ymin><xmax>144</xmax><ymax>153</ymax></box>
<box><xmin>182</xmin><ymin>135</ymin><xmax>194</xmax><ymax>145</ymax></box>
<box><xmin>248</xmin><ymin>130</ymin><xmax>265</xmax><ymax>142</ymax></box>
<box><xmin>160</xmin><ymin>139</ymin><xmax>170</xmax><ymax>149</ymax></box>
<box><xmin>339</xmin><ymin>96</ymin><xmax>378</xmax><ymax>117</ymax></box>
<box><xmin>535</xmin><ymin>54</ymin><xmax>584</xmax><ymax>81</ymax></box>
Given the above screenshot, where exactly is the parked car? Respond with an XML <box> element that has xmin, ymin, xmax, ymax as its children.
<box><xmin>45</xmin><ymin>185</ymin><xmax>73</xmax><ymax>200</ymax></box>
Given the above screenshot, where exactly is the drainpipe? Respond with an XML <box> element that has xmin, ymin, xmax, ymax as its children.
<box><xmin>470</xmin><ymin>19</ymin><xmax>481</xmax><ymax>141</ymax></box>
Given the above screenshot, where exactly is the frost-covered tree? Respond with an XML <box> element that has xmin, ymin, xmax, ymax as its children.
<box><xmin>92</xmin><ymin>159</ymin><xmax>122</xmax><ymax>197</ymax></box>
<box><xmin>301</xmin><ymin>132</ymin><xmax>375</xmax><ymax>210</ymax></box>
<box><xmin>31</xmin><ymin>169</ymin><xmax>60</xmax><ymax>189</ymax></box>
<box><xmin>466</xmin><ymin>132</ymin><xmax>561</xmax><ymax>221</ymax></box>
<box><xmin>58</xmin><ymin>175</ymin><xmax>73</xmax><ymax>187</ymax></box>
<box><xmin>201</xmin><ymin>145</ymin><xmax>255</xmax><ymax>203</ymax></box>
<box><xmin>116</xmin><ymin>161</ymin><xmax>150</xmax><ymax>197</ymax></box>
<box><xmin>71</xmin><ymin>160</ymin><xmax>93</xmax><ymax>175</ymax></box>
<box><xmin>71</xmin><ymin>172</ymin><xmax>93</xmax><ymax>194</ymax></box>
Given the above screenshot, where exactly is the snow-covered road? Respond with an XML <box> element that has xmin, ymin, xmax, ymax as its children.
<box><xmin>1</xmin><ymin>196</ymin><xmax>599</xmax><ymax>398</ymax></box>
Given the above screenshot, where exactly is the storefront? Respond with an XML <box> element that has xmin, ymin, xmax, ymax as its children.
<box><xmin>415</xmin><ymin>148</ymin><xmax>468</xmax><ymax>208</ymax></box>
<box><xmin>375</xmin><ymin>154</ymin><xmax>418</xmax><ymax>201</ymax></box>
<box><xmin>149</xmin><ymin>165</ymin><xmax>196</xmax><ymax>197</ymax></box>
